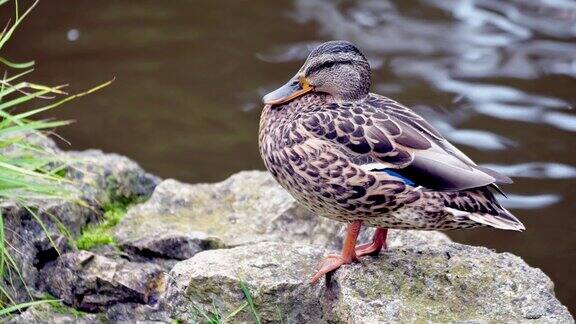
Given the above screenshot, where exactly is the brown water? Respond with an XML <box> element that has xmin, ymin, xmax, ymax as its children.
<box><xmin>4</xmin><ymin>0</ymin><xmax>576</xmax><ymax>312</ymax></box>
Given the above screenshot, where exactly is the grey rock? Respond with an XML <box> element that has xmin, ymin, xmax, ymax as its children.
<box><xmin>63</xmin><ymin>149</ymin><xmax>160</xmax><ymax>207</ymax></box>
<box><xmin>105</xmin><ymin>302</ymin><xmax>171</xmax><ymax>323</ymax></box>
<box><xmin>7</xmin><ymin>304</ymin><xmax>100</xmax><ymax>324</ymax></box>
<box><xmin>324</xmin><ymin>243</ymin><xmax>573</xmax><ymax>323</ymax></box>
<box><xmin>33</xmin><ymin>234</ymin><xmax>70</xmax><ymax>269</ymax></box>
<box><xmin>41</xmin><ymin>251</ymin><xmax>166</xmax><ymax>312</ymax></box>
<box><xmin>2</xmin><ymin>138</ymin><xmax>571</xmax><ymax>324</ymax></box>
<box><xmin>1</xmin><ymin>203</ymin><xmax>83</xmax><ymax>302</ymax></box>
<box><xmin>1</xmin><ymin>135</ymin><xmax>160</xmax><ymax>303</ymax></box>
<box><xmin>165</xmin><ymin>242</ymin><xmax>328</xmax><ymax>323</ymax></box>
<box><xmin>2</xmin><ymin>136</ymin><xmax>159</xmax><ymax>240</ymax></box>
<box><xmin>115</xmin><ymin>171</ymin><xmax>450</xmax><ymax>261</ymax></box>
<box><xmin>165</xmin><ymin>241</ymin><xmax>574</xmax><ymax>324</ymax></box>
<box><xmin>0</xmin><ymin>131</ymin><xmax>59</xmax><ymax>155</ymax></box>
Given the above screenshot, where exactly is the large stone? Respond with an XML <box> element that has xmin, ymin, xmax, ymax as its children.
<box><xmin>325</xmin><ymin>244</ymin><xmax>572</xmax><ymax>323</ymax></box>
<box><xmin>2</xmin><ymin>135</ymin><xmax>160</xmax><ymax>240</ymax></box>
<box><xmin>7</xmin><ymin>304</ymin><xmax>101</xmax><ymax>324</ymax></box>
<box><xmin>115</xmin><ymin>171</ymin><xmax>451</xmax><ymax>261</ymax></box>
<box><xmin>104</xmin><ymin>302</ymin><xmax>171</xmax><ymax>323</ymax></box>
<box><xmin>63</xmin><ymin>149</ymin><xmax>160</xmax><ymax>207</ymax></box>
<box><xmin>165</xmin><ymin>241</ymin><xmax>573</xmax><ymax>323</ymax></box>
<box><xmin>41</xmin><ymin>251</ymin><xmax>166</xmax><ymax>312</ymax></box>
<box><xmin>165</xmin><ymin>242</ymin><xmax>328</xmax><ymax>323</ymax></box>
<box><xmin>2</xmin><ymin>136</ymin><xmax>571</xmax><ymax>324</ymax></box>
<box><xmin>1</xmin><ymin>135</ymin><xmax>160</xmax><ymax>303</ymax></box>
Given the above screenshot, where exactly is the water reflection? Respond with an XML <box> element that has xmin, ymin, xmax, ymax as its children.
<box><xmin>286</xmin><ymin>0</ymin><xmax>576</xmax><ymax>134</ymax></box>
<box><xmin>474</xmin><ymin>102</ymin><xmax>576</xmax><ymax>132</ymax></box>
<box><xmin>482</xmin><ymin>162</ymin><xmax>576</xmax><ymax>178</ymax></box>
<box><xmin>500</xmin><ymin>193</ymin><xmax>561</xmax><ymax>209</ymax></box>
<box><xmin>433</xmin><ymin>119</ymin><xmax>517</xmax><ymax>150</ymax></box>
<box><xmin>444</xmin><ymin>128</ymin><xmax>516</xmax><ymax>150</ymax></box>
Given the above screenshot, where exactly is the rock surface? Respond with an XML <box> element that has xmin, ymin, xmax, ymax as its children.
<box><xmin>326</xmin><ymin>244</ymin><xmax>570</xmax><ymax>323</ymax></box>
<box><xmin>7</xmin><ymin>304</ymin><xmax>101</xmax><ymax>324</ymax></box>
<box><xmin>1</xmin><ymin>134</ymin><xmax>160</xmax><ymax>304</ymax></box>
<box><xmin>115</xmin><ymin>171</ymin><xmax>451</xmax><ymax>261</ymax></box>
<box><xmin>104</xmin><ymin>302</ymin><xmax>170</xmax><ymax>323</ymax></box>
<box><xmin>41</xmin><ymin>251</ymin><xmax>166</xmax><ymax>312</ymax></box>
<box><xmin>2</xmin><ymin>137</ymin><xmax>572</xmax><ymax>324</ymax></box>
<box><xmin>166</xmin><ymin>242</ymin><xmax>327</xmax><ymax>323</ymax></box>
<box><xmin>165</xmin><ymin>241</ymin><xmax>573</xmax><ymax>323</ymax></box>
<box><xmin>63</xmin><ymin>149</ymin><xmax>160</xmax><ymax>207</ymax></box>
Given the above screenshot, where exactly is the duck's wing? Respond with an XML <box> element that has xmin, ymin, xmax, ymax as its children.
<box><xmin>301</xmin><ymin>94</ymin><xmax>511</xmax><ymax>191</ymax></box>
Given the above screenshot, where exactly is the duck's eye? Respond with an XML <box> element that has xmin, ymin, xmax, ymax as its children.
<box><xmin>306</xmin><ymin>61</ymin><xmax>336</xmax><ymax>76</ymax></box>
<box><xmin>324</xmin><ymin>61</ymin><xmax>335</xmax><ymax>69</ymax></box>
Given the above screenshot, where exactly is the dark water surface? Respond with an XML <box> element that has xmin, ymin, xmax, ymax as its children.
<box><xmin>5</xmin><ymin>0</ymin><xmax>576</xmax><ymax>312</ymax></box>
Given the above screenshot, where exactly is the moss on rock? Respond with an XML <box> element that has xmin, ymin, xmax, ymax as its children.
<box><xmin>74</xmin><ymin>201</ymin><xmax>130</xmax><ymax>250</ymax></box>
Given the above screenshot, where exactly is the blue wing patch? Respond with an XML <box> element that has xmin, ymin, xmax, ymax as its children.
<box><xmin>363</xmin><ymin>163</ymin><xmax>417</xmax><ymax>186</ymax></box>
<box><xmin>380</xmin><ymin>169</ymin><xmax>416</xmax><ymax>186</ymax></box>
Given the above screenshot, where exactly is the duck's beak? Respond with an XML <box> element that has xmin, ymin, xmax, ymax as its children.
<box><xmin>262</xmin><ymin>74</ymin><xmax>313</xmax><ymax>106</ymax></box>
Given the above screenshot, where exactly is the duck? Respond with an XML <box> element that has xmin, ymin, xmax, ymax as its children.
<box><xmin>258</xmin><ymin>40</ymin><xmax>524</xmax><ymax>284</ymax></box>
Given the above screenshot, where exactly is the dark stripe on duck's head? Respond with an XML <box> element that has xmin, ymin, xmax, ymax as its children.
<box><xmin>306</xmin><ymin>60</ymin><xmax>354</xmax><ymax>76</ymax></box>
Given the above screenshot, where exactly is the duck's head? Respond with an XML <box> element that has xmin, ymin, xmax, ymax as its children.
<box><xmin>263</xmin><ymin>40</ymin><xmax>371</xmax><ymax>106</ymax></box>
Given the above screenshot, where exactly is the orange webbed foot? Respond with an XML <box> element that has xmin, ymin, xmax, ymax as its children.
<box><xmin>354</xmin><ymin>241</ymin><xmax>387</xmax><ymax>257</ymax></box>
<box><xmin>309</xmin><ymin>227</ymin><xmax>389</xmax><ymax>284</ymax></box>
<box><xmin>309</xmin><ymin>254</ymin><xmax>356</xmax><ymax>284</ymax></box>
<box><xmin>355</xmin><ymin>228</ymin><xmax>388</xmax><ymax>257</ymax></box>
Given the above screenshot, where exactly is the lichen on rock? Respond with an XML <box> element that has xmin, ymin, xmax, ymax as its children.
<box><xmin>323</xmin><ymin>243</ymin><xmax>570</xmax><ymax>323</ymax></box>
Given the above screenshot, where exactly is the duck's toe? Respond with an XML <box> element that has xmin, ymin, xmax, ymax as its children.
<box><xmin>355</xmin><ymin>241</ymin><xmax>387</xmax><ymax>257</ymax></box>
<box><xmin>309</xmin><ymin>255</ymin><xmax>351</xmax><ymax>284</ymax></box>
<box><xmin>355</xmin><ymin>228</ymin><xmax>388</xmax><ymax>257</ymax></box>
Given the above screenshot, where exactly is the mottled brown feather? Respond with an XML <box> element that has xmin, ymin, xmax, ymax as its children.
<box><xmin>259</xmin><ymin>92</ymin><xmax>522</xmax><ymax>230</ymax></box>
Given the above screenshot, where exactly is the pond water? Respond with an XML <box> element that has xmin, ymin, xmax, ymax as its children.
<box><xmin>5</xmin><ymin>0</ymin><xmax>576</xmax><ymax>312</ymax></box>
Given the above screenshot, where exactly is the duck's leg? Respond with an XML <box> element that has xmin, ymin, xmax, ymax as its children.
<box><xmin>309</xmin><ymin>220</ymin><xmax>362</xmax><ymax>284</ymax></box>
<box><xmin>355</xmin><ymin>228</ymin><xmax>388</xmax><ymax>257</ymax></box>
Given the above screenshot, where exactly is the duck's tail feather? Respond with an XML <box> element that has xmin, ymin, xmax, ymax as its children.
<box><xmin>468</xmin><ymin>211</ymin><xmax>525</xmax><ymax>231</ymax></box>
<box><xmin>446</xmin><ymin>206</ymin><xmax>525</xmax><ymax>231</ymax></box>
<box><xmin>440</xmin><ymin>187</ymin><xmax>525</xmax><ymax>231</ymax></box>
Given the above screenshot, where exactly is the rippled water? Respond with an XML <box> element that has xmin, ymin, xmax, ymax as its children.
<box><xmin>5</xmin><ymin>0</ymin><xmax>576</xmax><ymax>311</ymax></box>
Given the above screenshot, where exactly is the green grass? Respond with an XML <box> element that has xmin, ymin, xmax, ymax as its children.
<box><xmin>74</xmin><ymin>202</ymin><xmax>128</xmax><ymax>250</ymax></box>
<box><xmin>239</xmin><ymin>278</ymin><xmax>261</xmax><ymax>324</ymax></box>
<box><xmin>189</xmin><ymin>277</ymin><xmax>262</xmax><ymax>324</ymax></box>
<box><xmin>192</xmin><ymin>300</ymin><xmax>249</xmax><ymax>324</ymax></box>
<box><xmin>0</xmin><ymin>299</ymin><xmax>60</xmax><ymax>317</ymax></box>
<box><xmin>0</xmin><ymin>0</ymin><xmax>111</xmax><ymax>316</ymax></box>
<box><xmin>42</xmin><ymin>294</ymin><xmax>87</xmax><ymax>318</ymax></box>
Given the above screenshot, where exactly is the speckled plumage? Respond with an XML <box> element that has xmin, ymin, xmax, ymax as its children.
<box><xmin>259</xmin><ymin>91</ymin><xmax>525</xmax><ymax>231</ymax></box>
<box><xmin>258</xmin><ymin>41</ymin><xmax>524</xmax><ymax>233</ymax></box>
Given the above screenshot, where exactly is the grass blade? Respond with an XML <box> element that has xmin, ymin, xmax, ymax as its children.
<box><xmin>0</xmin><ymin>299</ymin><xmax>59</xmax><ymax>316</ymax></box>
<box><xmin>0</xmin><ymin>0</ymin><xmax>39</xmax><ymax>51</ymax></box>
<box><xmin>224</xmin><ymin>301</ymin><xmax>248</xmax><ymax>321</ymax></box>
<box><xmin>0</xmin><ymin>56</ymin><xmax>34</xmax><ymax>69</ymax></box>
<box><xmin>239</xmin><ymin>278</ymin><xmax>261</xmax><ymax>324</ymax></box>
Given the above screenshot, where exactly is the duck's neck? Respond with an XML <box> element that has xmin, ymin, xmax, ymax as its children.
<box><xmin>332</xmin><ymin>65</ymin><xmax>371</xmax><ymax>102</ymax></box>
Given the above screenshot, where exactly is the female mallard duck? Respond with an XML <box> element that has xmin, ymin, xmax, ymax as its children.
<box><xmin>258</xmin><ymin>40</ymin><xmax>524</xmax><ymax>284</ymax></box>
